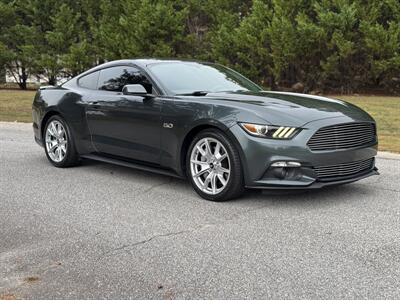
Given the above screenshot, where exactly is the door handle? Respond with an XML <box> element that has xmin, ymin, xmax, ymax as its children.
<box><xmin>87</xmin><ymin>101</ymin><xmax>101</xmax><ymax>109</ymax></box>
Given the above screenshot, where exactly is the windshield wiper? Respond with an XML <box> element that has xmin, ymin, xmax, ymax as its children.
<box><xmin>177</xmin><ymin>91</ymin><xmax>209</xmax><ymax>96</ymax></box>
<box><xmin>214</xmin><ymin>89</ymin><xmax>248</xmax><ymax>93</ymax></box>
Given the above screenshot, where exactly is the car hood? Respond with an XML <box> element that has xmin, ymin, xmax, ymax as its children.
<box><xmin>200</xmin><ymin>91</ymin><xmax>374</xmax><ymax>127</ymax></box>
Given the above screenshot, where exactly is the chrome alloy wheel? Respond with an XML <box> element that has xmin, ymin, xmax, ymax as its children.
<box><xmin>190</xmin><ymin>137</ymin><xmax>231</xmax><ymax>195</ymax></box>
<box><xmin>45</xmin><ymin>120</ymin><xmax>67</xmax><ymax>163</ymax></box>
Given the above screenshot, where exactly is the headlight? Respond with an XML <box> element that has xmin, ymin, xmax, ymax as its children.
<box><xmin>239</xmin><ymin>123</ymin><xmax>300</xmax><ymax>139</ymax></box>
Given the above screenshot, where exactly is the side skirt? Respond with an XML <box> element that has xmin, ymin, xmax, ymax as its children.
<box><xmin>81</xmin><ymin>154</ymin><xmax>184</xmax><ymax>179</ymax></box>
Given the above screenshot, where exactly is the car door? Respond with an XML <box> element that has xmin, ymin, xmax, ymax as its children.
<box><xmin>85</xmin><ymin>65</ymin><xmax>162</xmax><ymax>164</ymax></box>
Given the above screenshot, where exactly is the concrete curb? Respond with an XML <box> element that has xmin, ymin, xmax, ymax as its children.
<box><xmin>0</xmin><ymin>121</ymin><xmax>32</xmax><ymax>130</ymax></box>
<box><xmin>1</xmin><ymin>121</ymin><xmax>400</xmax><ymax>159</ymax></box>
<box><xmin>378</xmin><ymin>151</ymin><xmax>400</xmax><ymax>160</ymax></box>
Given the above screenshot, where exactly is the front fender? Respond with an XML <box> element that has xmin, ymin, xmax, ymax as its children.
<box><xmin>160</xmin><ymin>97</ymin><xmax>250</xmax><ymax>175</ymax></box>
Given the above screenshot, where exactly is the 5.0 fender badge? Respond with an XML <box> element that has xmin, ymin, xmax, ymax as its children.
<box><xmin>163</xmin><ymin>123</ymin><xmax>174</xmax><ymax>129</ymax></box>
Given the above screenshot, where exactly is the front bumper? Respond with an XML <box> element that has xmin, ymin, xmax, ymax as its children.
<box><xmin>246</xmin><ymin>167</ymin><xmax>379</xmax><ymax>190</ymax></box>
<box><xmin>230</xmin><ymin>117</ymin><xmax>378</xmax><ymax>189</ymax></box>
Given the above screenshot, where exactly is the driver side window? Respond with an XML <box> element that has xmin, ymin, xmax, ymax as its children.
<box><xmin>97</xmin><ymin>66</ymin><xmax>152</xmax><ymax>93</ymax></box>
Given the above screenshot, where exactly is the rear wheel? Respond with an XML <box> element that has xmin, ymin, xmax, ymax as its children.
<box><xmin>187</xmin><ymin>129</ymin><xmax>244</xmax><ymax>201</ymax></box>
<box><xmin>44</xmin><ymin>115</ymin><xmax>80</xmax><ymax>167</ymax></box>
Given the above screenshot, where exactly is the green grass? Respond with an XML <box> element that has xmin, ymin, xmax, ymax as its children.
<box><xmin>0</xmin><ymin>89</ymin><xmax>36</xmax><ymax>122</ymax></box>
<box><xmin>0</xmin><ymin>89</ymin><xmax>399</xmax><ymax>153</ymax></box>
<box><xmin>334</xmin><ymin>95</ymin><xmax>400</xmax><ymax>153</ymax></box>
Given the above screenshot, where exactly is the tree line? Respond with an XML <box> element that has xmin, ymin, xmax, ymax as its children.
<box><xmin>1</xmin><ymin>0</ymin><xmax>399</xmax><ymax>93</ymax></box>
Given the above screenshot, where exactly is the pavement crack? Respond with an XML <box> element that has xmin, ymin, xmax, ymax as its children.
<box><xmin>99</xmin><ymin>229</ymin><xmax>191</xmax><ymax>259</ymax></box>
<box><xmin>138</xmin><ymin>178</ymin><xmax>175</xmax><ymax>196</ymax></box>
<box><xmin>97</xmin><ymin>203</ymin><xmax>271</xmax><ymax>261</ymax></box>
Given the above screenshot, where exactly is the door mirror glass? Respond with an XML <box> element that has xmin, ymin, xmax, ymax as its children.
<box><xmin>122</xmin><ymin>84</ymin><xmax>148</xmax><ymax>95</ymax></box>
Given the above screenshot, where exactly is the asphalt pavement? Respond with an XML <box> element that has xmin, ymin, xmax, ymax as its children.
<box><xmin>1</xmin><ymin>122</ymin><xmax>399</xmax><ymax>299</ymax></box>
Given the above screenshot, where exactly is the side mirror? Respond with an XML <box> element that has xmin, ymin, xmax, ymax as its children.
<box><xmin>122</xmin><ymin>84</ymin><xmax>148</xmax><ymax>96</ymax></box>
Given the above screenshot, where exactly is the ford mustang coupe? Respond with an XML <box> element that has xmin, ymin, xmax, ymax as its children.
<box><xmin>32</xmin><ymin>59</ymin><xmax>378</xmax><ymax>201</ymax></box>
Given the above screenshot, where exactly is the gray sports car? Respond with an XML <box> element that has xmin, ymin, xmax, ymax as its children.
<box><xmin>32</xmin><ymin>59</ymin><xmax>378</xmax><ymax>201</ymax></box>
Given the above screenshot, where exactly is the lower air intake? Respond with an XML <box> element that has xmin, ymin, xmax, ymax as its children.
<box><xmin>314</xmin><ymin>158</ymin><xmax>374</xmax><ymax>181</ymax></box>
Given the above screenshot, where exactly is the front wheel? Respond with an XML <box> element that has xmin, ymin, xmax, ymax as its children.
<box><xmin>187</xmin><ymin>129</ymin><xmax>244</xmax><ymax>201</ymax></box>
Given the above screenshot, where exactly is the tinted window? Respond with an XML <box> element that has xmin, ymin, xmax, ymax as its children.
<box><xmin>98</xmin><ymin>66</ymin><xmax>152</xmax><ymax>93</ymax></box>
<box><xmin>78</xmin><ymin>71</ymin><xmax>99</xmax><ymax>90</ymax></box>
<box><xmin>148</xmin><ymin>62</ymin><xmax>261</xmax><ymax>94</ymax></box>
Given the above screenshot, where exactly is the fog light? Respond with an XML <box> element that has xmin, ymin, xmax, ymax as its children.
<box><xmin>271</xmin><ymin>161</ymin><xmax>301</xmax><ymax>168</ymax></box>
<box><xmin>273</xmin><ymin>167</ymin><xmax>287</xmax><ymax>179</ymax></box>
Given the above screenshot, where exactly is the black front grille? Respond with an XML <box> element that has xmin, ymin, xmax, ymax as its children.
<box><xmin>307</xmin><ymin>122</ymin><xmax>376</xmax><ymax>151</ymax></box>
<box><xmin>314</xmin><ymin>158</ymin><xmax>374</xmax><ymax>180</ymax></box>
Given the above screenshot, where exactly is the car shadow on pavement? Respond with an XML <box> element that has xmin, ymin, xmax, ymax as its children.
<box><xmin>239</xmin><ymin>184</ymin><xmax>370</xmax><ymax>208</ymax></box>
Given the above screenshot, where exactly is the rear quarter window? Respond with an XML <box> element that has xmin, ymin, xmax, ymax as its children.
<box><xmin>78</xmin><ymin>71</ymin><xmax>100</xmax><ymax>90</ymax></box>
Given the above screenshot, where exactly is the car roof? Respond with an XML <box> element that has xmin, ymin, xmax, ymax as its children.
<box><xmin>62</xmin><ymin>58</ymin><xmax>212</xmax><ymax>89</ymax></box>
<box><xmin>133</xmin><ymin>58</ymin><xmax>183</xmax><ymax>67</ymax></box>
<box><xmin>77</xmin><ymin>59</ymin><xmax>210</xmax><ymax>78</ymax></box>
<box><xmin>100</xmin><ymin>58</ymin><xmax>209</xmax><ymax>68</ymax></box>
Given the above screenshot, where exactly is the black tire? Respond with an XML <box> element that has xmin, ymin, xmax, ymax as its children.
<box><xmin>43</xmin><ymin>115</ymin><xmax>80</xmax><ymax>168</ymax></box>
<box><xmin>186</xmin><ymin>129</ymin><xmax>244</xmax><ymax>201</ymax></box>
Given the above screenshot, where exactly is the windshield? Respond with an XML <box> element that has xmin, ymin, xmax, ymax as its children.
<box><xmin>148</xmin><ymin>62</ymin><xmax>262</xmax><ymax>95</ymax></box>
